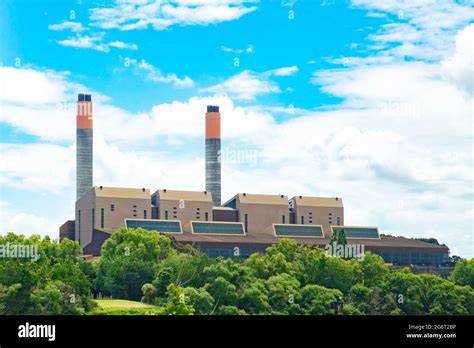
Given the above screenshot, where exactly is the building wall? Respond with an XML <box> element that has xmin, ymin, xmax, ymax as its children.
<box><xmin>75</xmin><ymin>189</ymin><xmax>95</xmax><ymax>247</ymax></box>
<box><xmin>293</xmin><ymin>205</ymin><xmax>344</xmax><ymax>237</ymax></box>
<box><xmin>237</xmin><ymin>202</ymin><xmax>289</xmax><ymax>235</ymax></box>
<box><xmin>96</xmin><ymin>196</ymin><xmax>151</xmax><ymax>230</ymax></box>
<box><xmin>213</xmin><ymin>208</ymin><xmax>238</xmax><ymax>222</ymax></box>
<box><xmin>158</xmin><ymin>199</ymin><xmax>213</xmax><ymax>231</ymax></box>
<box><xmin>76</xmin><ymin>189</ymin><xmax>151</xmax><ymax>248</ymax></box>
<box><xmin>59</xmin><ymin>220</ymin><xmax>75</xmax><ymax>241</ymax></box>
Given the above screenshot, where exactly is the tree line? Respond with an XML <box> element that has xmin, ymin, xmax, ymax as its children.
<box><xmin>0</xmin><ymin>229</ymin><xmax>473</xmax><ymax>315</ymax></box>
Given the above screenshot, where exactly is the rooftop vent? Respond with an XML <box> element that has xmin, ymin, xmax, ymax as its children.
<box><xmin>163</xmin><ymin>189</ymin><xmax>167</xmax><ymax>193</ymax></box>
<box><xmin>335</xmin><ymin>197</ymin><xmax>339</xmax><ymax>201</ymax></box>
<box><xmin>243</xmin><ymin>193</ymin><xmax>246</xmax><ymax>197</ymax></box>
<box><xmin>299</xmin><ymin>195</ymin><xmax>302</xmax><ymax>199</ymax></box>
<box><xmin>142</xmin><ymin>188</ymin><xmax>145</xmax><ymax>192</ymax></box>
<box><xmin>204</xmin><ymin>191</ymin><xmax>207</xmax><ymax>194</ymax></box>
<box><xmin>100</xmin><ymin>186</ymin><xmax>103</xmax><ymax>190</ymax></box>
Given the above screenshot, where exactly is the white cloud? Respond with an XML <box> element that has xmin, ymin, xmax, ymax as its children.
<box><xmin>0</xmin><ymin>143</ymin><xmax>74</xmax><ymax>193</ymax></box>
<box><xmin>57</xmin><ymin>34</ymin><xmax>110</xmax><ymax>52</ymax></box>
<box><xmin>48</xmin><ymin>21</ymin><xmax>88</xmax><ymax>32</ymax></box>
<box><xmin>264</xmin><ymin>65</ymin><xmax>299</xmax><ymax>76</ymax></box>
<box><xmin>56</xmin><ymin>33</ymin><xmax>139</xmax><ymax>53</ymax></box>
<box><xmin>0</xmin><ymin>67</ymin><xmax>72</xmax><ymax>104</ymax></box>
<box><xmin>109</xmin><ymin>40</ymin><xmax>138</xmax><ymax>50</ymax></box>
<box><xmin>221</xmin><ymin>44</ymin><xmax>254</xmax><ymax>54</ymax></box>
<box><xmin>351</xmin><ymin>0</ymin><xmax>474</xmax><ymax>61</ymax></box>
<box><xmin>0</xmin><ymin>201</ymin><xmax>63</xmax><ymax>238</ymax></box>
<box><xmin>89</xmin><ymin>0</ymin><xmax>258</xmax><ymax>31</ymax></box>
<box><xmin>132</xmin><ymin>59</ymin><xmax>195</xmax><ymax>87</ymax></box>
<box><xmin>441</xmin><ymin>24</ymin><xmax>474</xmax><ymax>97</ymax></box>
<box><xmin>202</xmin><ymin>70</ymin><xmax>280</xmax><ymax>101</ymax></box>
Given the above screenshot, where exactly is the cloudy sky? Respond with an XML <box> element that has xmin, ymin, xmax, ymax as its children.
<box><xmin>0</xmin><ymin>0</ymin><xmax>472</xmax><ymax>256</ymax></box>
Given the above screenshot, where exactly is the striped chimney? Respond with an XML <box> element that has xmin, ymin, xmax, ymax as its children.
<box><xmin>205</xmin><ymin>105</ymin><xmax>221</xmax><ymax>206</ymax></box>
<box><xmin>76</xmin><ymin>93</ymin><xmax>93</xmax><ymax>200</ymax></box>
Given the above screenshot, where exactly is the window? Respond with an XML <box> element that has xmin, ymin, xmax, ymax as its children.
<box><xmin>337</xmin><ymin>217</ymin><xmax>341</xmax><ymax>225</ymax></box>
<box><xmin>192</xmin><ymin>221</ymin><xmax>245</xmax><ymax>235</ymax></box>
<box><xmin>133</xmin><ymin>205</ymin><xmax>137</xmax><ymax>208</ymax></box>
<box><xmin>282</xmin><ymin>215</ymin><xmax>286</xmax><ymax>224</ymax></box>
<box><xmin>78</xmin><ymin>210</ymin><xmax>81</xmax><ymax>232</ymax></box>
<box><xmin>197</xmin><ymin>208</ymin><xmax>200</xmax><ymax>211</ymax></box>
<box><xmin>110</xmin><ymin>204</ymin><xmax>115</xmax><ymax>212</ymax></box>
<box><xmin>133</xmin><ymin>209</ymin><xmax>137</xmax><ymax>213</ymax></box>
<box><xmin>244</xmin><ymin>214</ymin><xmax>248</xmax><ymax>232</ymax></box>
<box><xmin>100</xmin><ymin>208</ymin><xmax>104</xmax><ymax>228</ymax></box>
<box><xmin>205</xmin><ymin>212</ymin><xmax>209</xmax><ymax>221</ymax></box>
<box><xmin>274</xmin><ymin>224</ymin><xmax>323</xmax><ymax>237</ymax></box>
<box><xmin>133</xmin><ymin>214</ymin><xmax>137</xmax><ymax>217</ymax></box>
<box><xmin>301</xmin><ymin>216</ymin><xmax>304</xmax><ymax>224</ymax></box>
<box><xmin>126</xmin><ymin>219</ymin><xmax>182</xmax><ymax>233</ymax></box>
<box><xmin>92</xmin><ymin>208</ymin><xmax>95</xmax><ymax>228</ymax></box>
<box><xmin>143</xmin><ymin>210</ymin><xmax>147</xmax><ymax>219</ymax></box>
<box><xmin>165</xmin><ymin>211</ymin><xmax>168</xmax><ymax>220</ymax></box>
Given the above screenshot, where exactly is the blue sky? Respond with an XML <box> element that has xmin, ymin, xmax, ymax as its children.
<box><xmin>0</xmin><ymin>0</ymin><xmax>473</xmax><ymax>256</ymax></box>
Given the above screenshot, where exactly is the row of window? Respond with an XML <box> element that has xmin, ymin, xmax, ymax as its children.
<box><xmin>162</xmin><ymin>211</ymin><xmax>209</xmax><ymax>221</ymax></box>
<box><xmin>78</xmin><ymin>208</ymin><xmax>147</xmax><ymax>231</ymax></box>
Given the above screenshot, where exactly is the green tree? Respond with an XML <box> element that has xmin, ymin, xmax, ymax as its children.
<box><xmin>237</xmin><ymin>279</ymin><xmax>271</xmax><ymax>314</ymax></box>
<box><xmin>183</xmin><ymin>287</ymin><xmax>215</xmax><ymax>315</ymax></box>
<box><xmin>300</xmin><ymin>284</ymin><xmax>343</xmax><ymax>315</ymax></box>
<box><xmin>449</xmin><ymin>259</ymin><xmax>474</xmax><ymax>288</ymax></box>
<box><xmin>266</xmin><ymin>273</ymin><xmax>302</xmax><ymax>314</ymax></box>
<box><xmin>163</xmin><ymin>284</ymin><xmax>194</xmax><ymax>315</ymax></box>
<box><xmin>141</xmin><ymin>283</ymin><xmax>157</xmax><ymax>304</ymax></box>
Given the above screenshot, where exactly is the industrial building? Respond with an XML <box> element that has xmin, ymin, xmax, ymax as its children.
<box><xmin>60</xmin><ymin>95</ymin><xmax>449</xmax><ymax>265</ymax></box>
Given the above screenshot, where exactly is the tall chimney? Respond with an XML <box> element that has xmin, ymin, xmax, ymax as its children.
<box><xmin>76</xmin><ymin>93</ymin><xmax>93</xmax><ymax>200</ymax></box>
<box><xmin>205</xmin><ymin>105</ymin><xmax>221</xmax><ymax>206</ymax></box>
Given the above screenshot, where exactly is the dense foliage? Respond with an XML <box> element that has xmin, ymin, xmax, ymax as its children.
<box><xmin>0</xmin><ymin>229</ymin><xmax>473</xmax><ymax>315</ymax></box>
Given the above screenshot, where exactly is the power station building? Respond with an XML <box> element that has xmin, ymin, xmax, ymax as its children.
<box><xmin>60</xmin><ymin>96</ymin><xmax>449</xmax><ymax>266</ymax></box>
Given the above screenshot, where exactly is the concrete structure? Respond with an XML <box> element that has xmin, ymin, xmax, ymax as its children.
<box><xmin>151</xmin><ymin>189</ymin><xmax>213</xmax><ymax>231</ymax></box>
<box><xmin>289</xmin><ymin>196</ymin><xmax>344</xmax><ymax>237</ymax></box>
<box><xmin>61</xmin><ymin>103</ymin><xmax>450</xmax><ymax>266</ymax></box>
<box><xmin>76</xmin><ymin>93</ymin><xmax>93</xmax><ymax>200</ymax></box>
<box><xmin>205</xmin><ymin>105</ymin><xmax>221</xmax><ymax>206</ymax></box>
<box><xmin>223</xmin><ymin>193</ymin><xmax>289</xmax><ymax>235</ymax></box>
<box><xmin>75</xmin><ymin>186</ymin><xmax>150</xmax><ymax>246</ymax></box>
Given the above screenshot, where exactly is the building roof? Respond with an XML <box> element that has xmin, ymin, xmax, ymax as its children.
<box><xmin>292</xmin><ymin>196</ymin><xmax>343</xmax><ymax>208</ymax></box>
<box><xmin>172</xmin><ymin>232</ymin><xmax>449</xmax><ymax>253</ymax></box>
<box><xmin>224</xmin><ymin>193</ymin><xmax>289</xmax><ymax>206</ymax></box>
<box><xmin>93</xmin><ymin>186</ymin><xmax>150</xmax><ymax>199</ymax></box>
<box><xmin>154</xmin><ymin>189</ymin><xmax>213</xmax><ymax>202</ymax></box>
